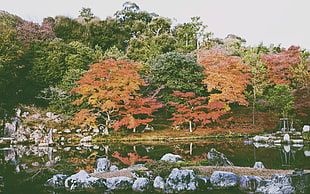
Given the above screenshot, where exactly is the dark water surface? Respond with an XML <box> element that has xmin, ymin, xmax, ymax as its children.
<box><xmin>0</xmin><ymin>139</ymin><xmax>309</xmax><ymax>193</ymax></box>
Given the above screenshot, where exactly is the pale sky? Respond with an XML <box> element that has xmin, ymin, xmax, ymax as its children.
<box><xmin>1</xmin><ymin>0</ymin><xmax>310</xmax><ymax>50</ymax></box>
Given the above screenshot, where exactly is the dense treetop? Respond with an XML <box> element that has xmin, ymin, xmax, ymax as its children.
<box><xmin>0</xmin><ymin>2</ymin><xmax>309</xmax><ymax>132</ymax></box>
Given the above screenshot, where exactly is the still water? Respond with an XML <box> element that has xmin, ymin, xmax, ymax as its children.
<box><xmin>0</xmin><ymin>139</ymin><xmax>309</xmax><ymax>193</ymax></box>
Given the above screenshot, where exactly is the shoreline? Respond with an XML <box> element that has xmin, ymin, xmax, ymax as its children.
<box><xmin>92</xmin><ymin>165</ymin><xmax>310</xmax><ymax>179</ymax></box>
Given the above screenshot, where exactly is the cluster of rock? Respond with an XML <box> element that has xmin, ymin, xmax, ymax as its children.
<box><xmin>44</xmin><ymin>151</ymin><xmax>310</xmax><ymax>193</ymax></box>
<box><xmin>252</xmin><ymin>125</ymin><xmax>309</xmax><ymax>145</ymax></box>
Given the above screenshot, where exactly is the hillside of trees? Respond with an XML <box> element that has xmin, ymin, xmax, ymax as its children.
<box><xmin>1</xmin><ymin>2</ymin><xmax>309</xmax><ymax>135</ymax></box>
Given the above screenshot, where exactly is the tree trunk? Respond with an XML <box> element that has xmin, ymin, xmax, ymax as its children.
<box><xmin>189</xmin><ymin>120</ymin><xmax>192</xmax><ymax>133</ymax></box>
<box><xmin>252</xmin><ymin>88</ymin><xmax>256</xmax><ymax>125</ymax></box>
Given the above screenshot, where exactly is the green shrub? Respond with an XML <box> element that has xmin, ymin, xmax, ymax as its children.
<box><xmin>144</xmin><ymin>160</ymin><xmax>180</xmax><ymax>178</ymax></box>
<box><xmin>186</xmin><ymin>167</ymin><xmax>200</xmax><ymax>175</ymax></box>
<box><xmin>303</xmin><ymin>131</ymin><xmax>310</xmax><ymax>140</ymax></box>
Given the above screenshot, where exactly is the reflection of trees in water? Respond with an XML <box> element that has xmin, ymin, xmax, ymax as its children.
<box><xmin>280</xmin><ymin>145</ymin><xmax>296</xmax><ymax>168</ymax></box>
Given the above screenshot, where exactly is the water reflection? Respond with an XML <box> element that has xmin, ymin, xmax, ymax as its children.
<box><xmin>0</xmin><ymin>140</ymin><xmax>309</xmax><ymax>193</ymax></box>
<box><xmin>280</xmin><ymin>145</ymin><xmax>296</xmax><ymax>167</ymax></box>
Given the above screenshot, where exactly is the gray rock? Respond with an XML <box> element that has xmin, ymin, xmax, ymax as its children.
<box><xmin>131</xmin><ymin>170</ymin><xmax>153</xmax><ymax>179</ymax></box>
<box><xmin>109</xmin><ymin>165</ymin><xmax>119</xmax><ymax>172</ymax></box>
<box><xmin>132</xmin><ymin>178</ymin><xmax>152</xmax><ymax>192</ymax></box>
<box><xmin>64</xmin><ymin>170</ymin><xmax>105</xmax><ymax>191</ymax></box>
<box><xmin>165</xmin><ymin>168</ymin><xmax>198</xmax><ymax>193</ymax></box>
<box><xmin>256</xmin><ymin>174</ymin><xmax>295</xmax><ymax>194</ymax></box>
<box><xmin>253</xmin><ymin>135</ymin><xmax>269</xmax><ymax>142</ymax></box>
<box><xmin>106</xmin><ymin>176</ymin><xmax>133</xmax><ymax>190</ymax></box>
<box><xmin>239</xmin><ymin>175</ymin><xmax>262</xmax><ymax>192</ymax></box>
<box><xmin>207</xmin><ymin>148</ymin><xmax>234</xmax><ymax>166</ymax></box>
<box><xmin>153</xmin><ymin>176</ymin><xmax>165</xmax><ymax>191</ymax></box>
<box><xmin>210</xmin><ymin>171</ymin><xmax>239</xmax><ymax>189</ymax></box>
<box><xmin>45</xmin><ymin>174</ymin><xmax>69</xmax><ymax>189</ymax></box>
<box><xmin>160</xmin><ymin>153</ymin><xmax>184</xmax><ymax>162</ymax></box>
<box><xmin>254</xmin><ymin>161</ymin><xmax>265</xmax><ymax>169</ymax></box>
<box><xmin>94</xmin><ymin>158</ymin><xmax>110</xmax><ymax>173</ymax></box>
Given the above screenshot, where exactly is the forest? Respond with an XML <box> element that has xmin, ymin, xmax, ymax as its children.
<box><xmin>0</xmin><ymin>2</ymin><xmax>309</xmax><ymax>135</ymax></box>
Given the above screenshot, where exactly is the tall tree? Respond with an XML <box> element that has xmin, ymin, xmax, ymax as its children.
<box><xmin>174</xmin><ymin>16</ymin><xmax>210</xmax><ymax>53</ymax></box>
<box><xmin>198</xmin><ymin>49</ymin><xmax>250</xmax><ymax>116</ymax></box>
<box><xmin>261</xmin><ymin>46</ymin><xmax>305</xmax><ymax>87</ymax></box>
<box><xmin>242</xmin><ymin>46</ymin><xmax>270</xmax><ymax>124</ymax></box>
<box><xmin>168</xmin><ymin>91</ymin><xmax>215</xmax><ymax>132</ymax></box>
<box><xmin>70</xmin><ymin>59</ymin><xmax>161</xmax><ymax>134</ymax></box>
<box><xmin>149</xmin><ymin>52</ymin><xmax>205</xmax><ymax>103</ymax></box>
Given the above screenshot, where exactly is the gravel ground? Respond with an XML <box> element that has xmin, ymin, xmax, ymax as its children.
<box><xmin>92</xmin><ymin>166</ymin><xmax>310</xmax><ymax>179</ymax></box>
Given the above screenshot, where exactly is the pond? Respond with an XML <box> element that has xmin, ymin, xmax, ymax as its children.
<box><xmin>0</xmin><ymin>139</ymin><xmax>309</xmax><ymax>193</ymax></box>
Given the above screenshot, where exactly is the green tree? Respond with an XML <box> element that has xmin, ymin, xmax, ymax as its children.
<box><xmin>38</xmin><ymin>68</ymin><xmax>86</xmax><ymax>115</ymax></box>
<box><xmin>88</xmin><ymin>17</ymin><xmax>127</xmax><ymax>51</ymax></box>
<box><xmin>174</xmin><ymin>16</ymin><xmax>210</xmax><ymax>53</ymax></box>
<box><xmin>242</xmin><ymin>46</ymin><xmax>270</xmax><ymax>124</ymax></box>
<box><xmin>79</xmin><ymin>7</ymin><xmax>95</xmax><ymax>24</ymax></box>
<box><xmin>149</xmin><ymin>52</ymin><xmax>205</xmax><ymax>103</ymax></box>
<box><xmin>53</xmin><ymin>16</ymin><xmax>87</xmax><ymax>43</ymax></box>
<box><xmin>264</xmin><ymin>84</ymin><xmax>295</xmax><ymax>118</ymax></box>
<box><xmin>28</xmin><ymin>40</ymin><xmax>99</xmax><ymax>88</ymax></box>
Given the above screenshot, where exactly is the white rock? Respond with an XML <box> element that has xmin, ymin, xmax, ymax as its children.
<box><xmin>302</xmin><ymin>125</ymin><xmax>310</xmax><ymax>133</ymax></box>
<box><xmin>283</xmin><ymin>134</ymin><xmax>290</xmax><ymax>142</ymax></box>
<box><xmin>253</xmin><ymin>135</ymin><xmax>269</xmax><ymax>142</ymax></box>
<box><xmin>253</xmin><ymin>161</ymin><xmax>265</xmax><ymax>169</ymax></box>
<box><xmin>292</xmin><ymin>139</ymin><xmax>303</xmax><ymax>144</ymax></box>
<box><xmin>160</xmin><ymin>153</ymin><xmax>184</xmax><ymax>162</ymax></box>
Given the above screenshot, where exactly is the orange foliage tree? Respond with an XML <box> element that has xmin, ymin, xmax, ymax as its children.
<box><xmin>168</xmin><ymin>91</ymin><xmax>223</xmax><ymax>132</ymax></box>
<box><xmin>261</xmin><ymin>46</ymin><xmax>305</xmax><ymax>87</ymax></box>
<box><xmin>70</xmin><ymin>59</ymin><xmax>162</xmax><ymax>134</ymax></box>
<box><xmin>198</xmin><ymin>49</ymin><xmax>250</xmax><ymax>119</ymax></box>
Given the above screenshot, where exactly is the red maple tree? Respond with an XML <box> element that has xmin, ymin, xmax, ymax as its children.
<box><xmin>198</xmin><ymin>49</ymin><xmax>250</xmax><ymax>113</ymax></box>
<box><xmin>70</xmin><ymin>59</ymin><xmax>162</xmax><ymax>134</ymax></box>
<box><xmin>168</xmin><ymin>91</ymin><xmax>215</xmax><ymax>132</ymax></box>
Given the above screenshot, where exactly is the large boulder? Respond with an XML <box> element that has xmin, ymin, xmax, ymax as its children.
<box><xmin>105</xmin><ymin>176</ymin><xmax>133</xmax><ymax>190</ymax></box>
<box><xmin>160</xmin><ymin>153</ymin><xmax>184</xmax><ymax>162</ymax></box>
<box><xmin>94</xmin><ymin>158</ymin><xmax>110</xmax><ymax>173</ymax></box>
<box><xmin>210</xmin><ymin>171</ymin><xmax>239</xmax><ymax>189</ymax></box>
<box><xmin>165</xmin><ymin>168</ymin><xmax>198</xmax><ymax>193</ymax></box>
<box><xmin>132</xmin><ymin>178</ymin><xmax>152</xmax><ymax>192</ymax></box>
<box><xmin>45</xmin><ymin>174</ymin><xmax>69</xmax><ymax>189</ymax></box>
<box><xmin>64</xmin><ymin>170</ymin><xmax>105</xmax><ymax>191</ymax></box>
<box><xmin>207</xmin><ymin>148</ymin><xmax>234</xmax><ymax>166</ymax></box>
<box><xmin>153</xmin><ymin>176</ymin><xmax>165</xmax><ymax>192</ymax></box>
<box><xmin>239</xmin><ymin>175</ymin><xmax>262</xmax><ymax>192</ymax></box>
<box><xmin>255</xmin><ymin>174</ymin><xmax>295</xmax><ymax>194</ymax></box>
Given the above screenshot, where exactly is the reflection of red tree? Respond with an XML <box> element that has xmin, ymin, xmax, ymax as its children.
<box><xmin>190</xmin><ymin>153</ymin><xmax>207</xmax><ymax>162</ymax></box>
<box><xmin>112</xmin><ymin>151</ymin><xmax>153</xmax><ymax>166</ymax></box>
